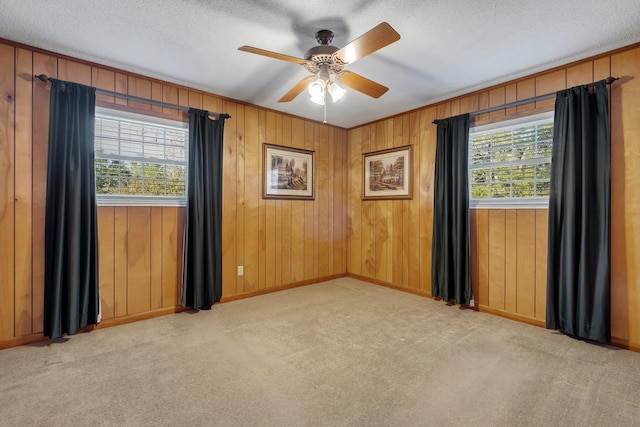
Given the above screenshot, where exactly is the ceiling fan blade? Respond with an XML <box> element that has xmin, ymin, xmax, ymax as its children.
<box><xmin>336</xmin><ymin>71</ymin><xmax>388</xmax><ymax>98</ymax></box>
<box><xmin>238</xmin><ymin>46</ymin><xmax>306</xmax><ymax>64</ymax></box>
<box><xmin>334</xmin><ymin>22</ymin><xmax>400</xmax><ymax>64</ymax></box>
<box><xmin>278</xmin><ymin>76</ymin><xmax>317</xmax><ymax>102</ymax></box>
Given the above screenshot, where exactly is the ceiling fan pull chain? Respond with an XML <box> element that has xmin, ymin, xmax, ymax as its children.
<box><xmin>323</xmin><ymin>96</ymin><xmax>327</xmax><ymax>124</ymax></box>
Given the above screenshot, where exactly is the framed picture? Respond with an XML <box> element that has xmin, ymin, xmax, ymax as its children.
<box><xmin>362</xmin><ymin>145</ymin><xmax>413</xmax><ymax>200</ymax></box>
<box><xmin>263</xmin><ymin>143</ymin><xmax>315</xmax><ymax>200</ymax></box>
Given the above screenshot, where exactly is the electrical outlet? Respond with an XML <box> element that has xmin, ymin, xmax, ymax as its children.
<box><xmin>237</xmin><ymin>266</ymin><xmax>244</xmax><ymax>276</ymax></box>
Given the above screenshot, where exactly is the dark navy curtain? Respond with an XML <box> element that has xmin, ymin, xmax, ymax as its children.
<box><xmin>182</xmin><ymin>109</ymin><xmax>226</xmax><ymax>309</ymax></box>
<box><xmin>546</xmin><ymin>80</ymin><xmax>611</xmax><ymax>342</ymax></box>
<box><xmin>431</xmin><ymin>114</ymin><xmax>472</xmax><ymax>305</ymax></box>
<box><xmin>44</xmin><ymin>79</ymin><xmax>99</xmax><ymax>339</ymax></box>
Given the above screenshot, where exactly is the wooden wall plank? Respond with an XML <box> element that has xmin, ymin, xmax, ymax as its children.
<box><xmin>419</xmin><ymin>107</ymin><xmax>436</xmax><ymax>292</ymax></box>
<box><xmin>347</xmin><ymin>128</ymin><xmax>362</xmax><ymax>276</ymax></box>
<box><xmin>162</xmin><ymin>85</ymin><xmax>179</xmax><ymax>116</ymax></box>
<box><xmin>505</xmin><ymin>83</ymin><xmax>517</xmax><ymax>116</ymax></box>
<box><xmin>303</xmin><ymin>121</ymin><xmax>315</xmax><ymax>280</ymax></box>
<box><xmin>281</xmin><ymin>115</ymin><xmax>293</xmax><ymax>283</ymax></box>
<box><xmin>475</xmin><ymin>209</ymin><xmax>489</xmax><ymax>306</ymax></box>
<box><xmin>327</xmin><ymin>126</ymin><xmax>335</xmax><ymax>276</ymax></box>
<box><xmin>593</xmin><ymin>57</ymin><xmax>611</xmax><ymax>81</ymax></box>
<box><xmin>188</xmin><ymin>91</ymin><xmax>203</xmax><ymax>109</ymax></box>
<box><xmin>31</xmin><ymin>52</ymin><xmax>56</xmax><ymax>334</ymax></box>
<box><xmin>235</xmin><ymin>105</ymin><xmax>246</xmax><ymax>291</ymax></box>
<box><xmin>150</xmin><ymin>207</ymin><xmax>163</xmax><ymax>310</ymax></box>
<box><xmin>0</xmin><ymin>43</ymin><xmax>16</xmax><ymax>341</ymax></box>
<box><xmin>534</xmin><ymin>209</ymin><xmax>548</xmax><ymax>321</ymax></box>
<box><xmin>516</xmin><ymin>210</ymin><xmax>536</xmax><ymax>318</ymax></box>
<box><xmin>504</xmin><ymin>210</ymin><xmax>517</xmax><ymax>313</ymax></box>
<box><xmin>151</xmin><ymin>81</ymin><xmax>163</xmax><ymax>113</ymax></box>
<box><xmin>161</xmin><ymin>207</ymin><xmax>179</xmax><ymax>308</ymax></box>
<box><xmin>258</xmin><ymin>110</ymin><xmax>267</xmax><ymax>288</ymax></box>
<box><xmin>127</xmin><ymin>207</ymin><xmax>151</xmax><ymax>315</ymax></box>
<box><xmin>408</xmin><ymin>112</ymin><xmax>420</xmax><ymax>288</ymax></box>
<box><xmin>476</xmin><ymin>91</ymin><xmax>490</xmax><ymax>122</ymax></box>
<box><xmin>97</xmin><ymin>207</ymin><xmax>115</xmax><ymax>320</ymax></box>
<box><xmin>373</xmin><ymin>122</ymin><xmax>388</xmax><ymax>282</ymax></box>
<box><xmin>57</xmin><ymin>59</ymin><xmax>91</xmax><ymax>85</ymax></box>
<box><xmin>383</xmin><ymin>121</ymin><xmax>395</xmax><ymax>284</ymax></box>
<box><xmin>127</xmin><ymin>77</ymin><xmax>152</xmax><ymax>110</ymax></box>
<box><xmin>535</xmin><ymin>69</ymin><xmax>566</xmax><ymax>109</ymax></box>
<box><xmin>290</xmin><ymin>118</ymin><xmax>306</xmax><ymax>282</ymax></box>
<box><xmin>242</xmin><ymin>106</ymin><xmax>260</xmax><ymax>291</ymax></box>
<box><xmin>222</xmin><ymin>101</ymin><xmax>238</xmax><ymax>297</ymax></box>
<box><xmin>114</xmin><ymin>207</ymin><xmax>128</xmax><ymax>317</ymax></box>
<box><xmin>14</xmin><ymin>48</ymin><xmax>33</xmax><ymax>337</ymax></box>
<box><xmin>567</xmin><ymin>62</ymin><xmax>593</xmax><ymax>87</ymax></box>
<box><xmin>92</xmin><ymin>67</ymin><xmax>116</xmax><ymax>104</ymax></box>
<box><xmin>264</xmin><ymin>112</ymin><xmax>276</xmax><ymax>288</ymax></box>
<box><xmin>610</xmin><ymin>47</ymin><xmax>640</xmax><ymax>346</ymax></box>
<box><xmin>317</xmin><ymin>124</ymin><xmax>330</xmax><ymax>278</ymax></box>
<box><xmin>334</xmin><ymin>129</ymin><xmax>347</xmax><ymax>274</ymax></box>
<box><xmin>488</xmin><ymin>209</ymin><xmax>506</xmax><ymax>310</ymax></box>
<box><xmin>489</xmin><ymin>87</ymin><xmax>506</xmax><ymax>120</ymax></box>
<box><xmin>460</xmin><ymin>94</ymin><xmax>478</xmax><ymax>115</ymax></box>
<box><xmin>360</xmin><ymin>127</ymin><xmax>373</xmax><ymax>278</ymax></box>
<box><xmin>274</xmin><ymin>114</ymin><xmax>284</xmax><ymax>286</ymax></box>
<box><xmin>114</xmin><ymin>72</ymin><xmax>127</xmax><ymax>106</ymax></box>
<box><xmin>516</xmin><ymin>78</ymin><xmax>536</xmax><ymax>113</ymax></box>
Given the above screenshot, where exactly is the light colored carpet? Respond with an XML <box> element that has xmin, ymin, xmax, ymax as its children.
<box><xmin>1</xmin><ymin>277</ymin><xmax>639</xmax><ymax>426</ymax></box>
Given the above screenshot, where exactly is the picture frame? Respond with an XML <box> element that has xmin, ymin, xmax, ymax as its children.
<box><xmin>263</xmin><ymin>143</ymin><xmax>315</xmax><ymax>200</ymax></box>
<box><xmin>362</xmin><ymin>145</ymin><xmax>413</xmax><ymax>200</ymax></box>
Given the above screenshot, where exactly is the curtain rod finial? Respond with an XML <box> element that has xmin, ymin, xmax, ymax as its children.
<box><xmin>34</xmin><ymin>74</ymin><xmax>49</xmax><ymax>82</ymax></box>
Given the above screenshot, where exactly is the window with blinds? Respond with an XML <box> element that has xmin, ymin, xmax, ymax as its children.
<box><xmin>468</xmin><ymin>112</ymin><xmax>553</xmax><ymax>208</ymax></box>
<box><xmin>94</xmin><ymin>108</ymin><xmax>188</xmax><ymax>206</ymax></box>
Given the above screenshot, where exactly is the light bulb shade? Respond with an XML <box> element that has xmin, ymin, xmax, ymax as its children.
<box><xmin>310</xmin><ymin>94</ymin><xmax>325</xmax><ymax>105</ymax></box>
<box><xmin>327</xmin><ymin>82</ymin><xmax>346</xmax><ymax>103</ymax></box>
<box><xmin>307</xmin><ymin>79</ymin><xmax>326</xmax><ymax>97</ymax></box>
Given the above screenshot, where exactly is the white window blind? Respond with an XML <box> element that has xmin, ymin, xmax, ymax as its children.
<box><xmin>94</xmin><ymin>108</ymin><xmax>188</xmax><ymax>206</ymax></box>
<box><xmin>468</xmin><ymin>112</ymin><xmax>553</xmax><ymax>208</ymax></box>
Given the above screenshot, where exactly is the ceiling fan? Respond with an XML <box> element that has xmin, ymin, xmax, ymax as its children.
<box><xmin>238</xmin><ymin>22</ymin><xmax>401</xmax><ymax>105</ymax></box>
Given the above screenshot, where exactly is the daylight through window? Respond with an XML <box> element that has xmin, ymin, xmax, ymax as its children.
<box><xmin>469</xmin><ymin>112</ymin><xmax>553</xmax><ymax>208</ymax></box>
<box><xmin>95</xmin><ymin>108</ymin><xmax>188</xmax><ymax>206</ymax></box>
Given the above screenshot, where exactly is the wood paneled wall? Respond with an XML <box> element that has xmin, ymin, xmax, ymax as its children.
<box><xmin>2</xmin><ymin>37</ymin><xmax>640</xmax><ymax>351</ymax></box>
<box><xmin>0</xmin><ymin>40</ymin><xmax>348</xmax><ymax>348</ymax></box>
<box><xmin>347</xmin><ymin>44</ymin><xmax>640</xmax><ymax>351</ymax></box>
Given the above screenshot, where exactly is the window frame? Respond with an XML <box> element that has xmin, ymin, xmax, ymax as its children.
<box><xmin>94</xmin><ymin>107</ymin><xmax>189</xmax><ymax>207</ymax></box>
<box><xmin>468</xmin><ymin>111</ymin><xmax>554</xmax><ymax>209</ymax></box>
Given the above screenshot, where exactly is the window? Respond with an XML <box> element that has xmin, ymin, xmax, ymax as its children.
<box><xmin>94</xmin><ymin>108</ymin><xmax>188</xmax><ymax>206</ymax></box>
<box><xmin>469</xmin><ymin>112</ymin><xmax>553</xmax><ymax>208</ymax></box>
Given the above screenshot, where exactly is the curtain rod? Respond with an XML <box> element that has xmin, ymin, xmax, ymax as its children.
<box><xmin>34</xmin><ymin>74</ymin><xmax>231</xmax><ymax>119</ymax></box>
<box><xmin>432</xmin><ymin>76</ymin><xmax>618</xmax><ymax>124</ymax></box>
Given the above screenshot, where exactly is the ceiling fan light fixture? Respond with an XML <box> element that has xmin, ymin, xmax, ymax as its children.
<box><xmin>310</xmin><ymin>93</ymin><xmax>325</xmax><ymax>105</ymax></box>
<box><xmin>328</xmin><ymin>82</ymin><xmax>346</xmax><ymax>103</ymax></box>
<box><xmin>307</xmin><ymin>78</ymin><xmax>326</xmax><ymax>98</ymax></box>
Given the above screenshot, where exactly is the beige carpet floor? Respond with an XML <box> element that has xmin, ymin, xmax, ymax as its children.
<box><xmin>1</xmin><ymin>277</ymin><xmax>639</xmax><ymax>426</ymax></box>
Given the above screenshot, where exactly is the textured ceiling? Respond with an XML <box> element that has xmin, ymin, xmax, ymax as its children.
<box><xmin>1</xmin><ymin>0</ymin><xmax>639</xmax><ymax>128</ymax></box>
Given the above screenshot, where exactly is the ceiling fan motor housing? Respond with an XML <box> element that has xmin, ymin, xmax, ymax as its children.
<box><xmin>304</xmin><ymin>45</ymin><xmax>344</xmax><ymax>75</ymax></box>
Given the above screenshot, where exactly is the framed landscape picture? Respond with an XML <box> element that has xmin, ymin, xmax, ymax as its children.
<box><xmin>263</xmin><ymin>143</ymin><xmax>315</xmax><ymax>200</ymax></box>
<box><xmin>362</xmin><ymin>145</ymin><xmax>413</xmax><ymax>200</ymax></box>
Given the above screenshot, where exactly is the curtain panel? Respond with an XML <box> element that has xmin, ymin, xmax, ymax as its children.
<box><xmin>182</xmin><ymin>109</ymin><xmax>226</xmax><ymax>309</ymax></box>
<box><xmin>431</xmin><ymin>113</ymin><xmax>472</xmax><ymax>305</ymax></box>
<box><xmin>546</xmin><ymin>80</ymin><xmax>611</xmax><ymax>342</ymax></box>
<box><xmin>44</xmin><ymin>79</ymin><xmax>100</xmax><ymax>339</ymax></box>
